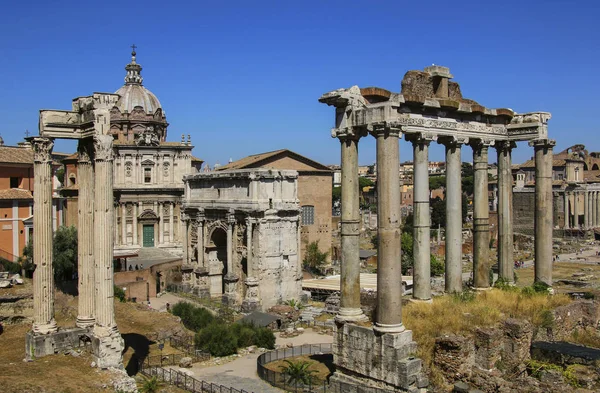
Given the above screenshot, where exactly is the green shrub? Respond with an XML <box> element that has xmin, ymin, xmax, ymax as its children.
<box><xmin>171</xmin><ymin>301</ymin><xmax>215</xmax><ymax>331</ymax></box>
<box><xmin>254</xmin><ymin>326</ymin><xmax>276</xmax><ymax>349</ymax></box>
<box><xmin>0</xmin><ymin>258</ymin><xmax>22</xmax><ymax>274</ymax></box>
<box><xmin>114</xmin><ymin>286</ymin><xmax>126</xmax><ymax>302</ymax></box>
<box><xmin>494</xmin><ymin>278</ymin><xmax>519</xmax><ymax>292</ymax></box>
<box><xmin>430</xmin><ymin>255</ymin><xmax>444</xmax><ymax>277</ymax></box>
<box><xmin>195</xmin><ymin>323</ymin><xmax>238</xmax><ymax>357</ymax></box>
<box><xmin>231</xmin><ymin>323</ymin><xmax>257</xmax><ymax>348</ymax></box>
<box><xmin>532</xmin><ymin>281</ymin><xmax>551</xmax><ymax>293</ymax></box>
<box><xmin>452</xmin><ymin>289</ymin><xmax>476</xmax><ymax>303</ymax></box>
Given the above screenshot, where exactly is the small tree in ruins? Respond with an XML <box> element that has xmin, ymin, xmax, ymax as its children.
<box><xmin>303</xmin><ymin>241</ymin><xmax>328</xmax><ymax>274</ymax></box>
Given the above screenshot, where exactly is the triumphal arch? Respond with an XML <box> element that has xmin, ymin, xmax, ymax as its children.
<box><xmin>319</xmin><ymin>65</ymin><xmax>554</xmax><ymax>392</ymax></box>
<box><xmin>26</xmin><ymin>93</ymin><xmax>124</xmax><ymax>368</ymax></box>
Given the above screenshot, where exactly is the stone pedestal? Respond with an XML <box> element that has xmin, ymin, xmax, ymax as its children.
<box><xmin>241</xmin><ymin>277</ymin><xmax>261</xmax><ymax>313</ymax></box>
<box><xmin>330</xmin><ymin>323</ymin><xmax>428</xmax><ymax>392</ymax></box>
<box><xmin>26</xmin><ymin>328</ymin><xmax>89</xmax><ymax>360</ymax></box>
<box><xmin>222</xmin><ymin>273</ymin><xmax>239</xmax><ymax>308</ymax></box>
<box><xmin>92</xmin><ymin>331</ymin><xmax>125</xmax><ymax>369</ymax></box>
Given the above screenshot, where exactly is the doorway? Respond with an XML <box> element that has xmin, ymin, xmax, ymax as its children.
<box><xmin>143</xmin><ymin>225</ymin><xmax>154</xmax><ymax>247</ymax></box>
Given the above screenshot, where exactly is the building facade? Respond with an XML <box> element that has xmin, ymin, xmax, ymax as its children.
<box><xmin>181</xmin><ymin>169</ymin><xmax>302</xmax><ymax>311</ymax></box>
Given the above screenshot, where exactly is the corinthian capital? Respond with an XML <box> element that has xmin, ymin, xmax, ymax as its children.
<box><xmin>77</xmin><ymin>139</ymin><xmax>94</xmax><ymax>164</ymax></box>
<box><xmin>93</xmin><ymin>134</ymin><xmax>114</xmax><ymax>161</ymax></box>
<box><xmin>495</xmin><ymin>140</ymin><xmax>517</xmax><ymax>153</ymax></box>
<box><xmin>32</xmin><ymin>137</ymin><xmax>54</xmax><ymax>163</ymax></box>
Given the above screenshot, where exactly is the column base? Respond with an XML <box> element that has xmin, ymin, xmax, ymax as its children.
<box><xmin>409</xmin><ymin>297</ymin><xmax>433</xmax><ymax>304</ymax></box>
<box><xmin>32</xmin><ymin>320</ymin><xmax>58</xmax><ymax>335</ymax></box>
<box><xmin>76</xmin><ymin>316</ymin><xmax>96</xmax><ymax>329</ymax></box>
<box><xmin>335</xmin><ymin>307</ymin><xmax>367</xmax><ymax>323</ymax></box>
<box><xmin>332</xmin><ymin>323</ymin><xmax>428</xmax><ymax>392</ymax></box>
<box><xmin>26</xmin><ymin>327</ymin><xmax>89</xmax><ymax>360</ymax></box>
<box><xmin>373</xmin><ymin>322</ymin><xmax>406</xmax><ymax>334</ymax></box>
<box><xmin>92</xmin><ymin>328</ymin><xmax>124</xmax><ymax>369</ymax></box>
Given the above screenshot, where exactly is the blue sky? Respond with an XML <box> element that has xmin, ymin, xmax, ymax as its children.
<box><xmin>1</xmin><ymin>0</ymin><xmax>598</xmax><ymax>167</ymax></box>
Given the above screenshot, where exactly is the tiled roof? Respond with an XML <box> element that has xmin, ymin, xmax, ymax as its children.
<box><xmin>218</xmin><ymin>149</ymin><xmax>331</xmax><ymax>171</ymax></box>
<box><xmin>0</xmin><ymin>188</ymin><xmax>33</xmax><ymax>200</ymax></box>
<box><xmin>584</xmin><ymin>170</ymin><xmax>600</xmax><ymax>182</ymax></box>
<box><xmin>518</xmin><ymin>158</ymin><xmax>567</xmax><ymax>169</ymax></box>
<box><xmin>0</xmin><ymin>146</ymin><xmax>33</xmax><ymax>164</ymax></box>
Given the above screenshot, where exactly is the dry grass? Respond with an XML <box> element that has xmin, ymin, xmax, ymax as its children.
<box><xmin>403</xmin><ymin>289</ymin><xmax>572</xmax><ymax>368</ymax></box>
<box><xmin>0</xmin><ymin>288</ymin><xmax>191</xmax><ymax>393</ymax></box>
<box><xmin>515</xmin><ymin>262</ymin><xmax>600</xmax><ymax>290</ymax></box>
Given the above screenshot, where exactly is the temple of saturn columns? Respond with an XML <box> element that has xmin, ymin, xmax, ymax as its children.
<box><xmin>319</xmin><ymin>65</ymin><xmax>554</xmax><ymax>392</ymax></box>
<box><xmin>26</xmin><ymin>93</ymin><xmax>124</xmax><ymax>368</ymax></box>
<box><xmin>181</xmin><ymin>169</ymin><xmax>302</xmax><ymax>312</ymax></box>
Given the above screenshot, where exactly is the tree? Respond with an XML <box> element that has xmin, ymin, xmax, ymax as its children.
<box><xmin>401</xmin><ymin>232</ymin><xmax>414</xmax><ymax>275</ymax></box>
<box><xmin>358</xmin><ymin>177</ymin><xmax>374</xmax><ymax>188</ymax></box>
<box><xmin>279</xmin><ymin>359</ymin><xmax>319</xmax><ymax>386</ymax></box>
<box><xmin>332</xmin><ymin>186</ymin><xmax>341</xmax><ymax>204</ymax></box>
<box><xmin>429</xmin><ymin>175</ymin><xmax>446</xmax><ymax>191</ymax></box>
<box><xmin>461</xmin><ymin>162</ymin><xmax>474</xmax><ymax>196</ymax></box>
<box><xmin>402</xmin><ymin>212</ymin><xmax>414</xmax><ymax>234</ymax></box>
<box><xmin>303</xmin><ymin>241</ymin><xmax>328</xmax><ymax>273</ymax></box>
<box><xmin>53</xmin><ymin>225</ymin><xmax>78</xmax><ymax>282</ymax></box>
<box><xmin>55</xmin><ymin>167</ymin><xmax>65</xmax><ymax>185</ymax></box>
<box><xmin>17</xmin><ymin>240</ymin><xmax>34</xmax><ymax>277</ymax></box>
<box><xmin>430</xmin><ymin>197</ymin><xmax>445</xmax><ymax>227</ymax></box>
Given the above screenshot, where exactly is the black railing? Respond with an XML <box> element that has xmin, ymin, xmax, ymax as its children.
<box><xmin>139</xmin><ymin>362</ymin><xmax>254</xmax><ymax>393</ymax></box>
<box><xmin>168</xmin><ymin>336</ymin><xmax>211</xmax><ymax>360</ymax></box>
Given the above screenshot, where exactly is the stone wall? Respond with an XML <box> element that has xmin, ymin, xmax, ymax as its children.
<box><xmin>514</xmin><ymin>190</ymin><xmax>562</xmax><ymax>235</ymax></box>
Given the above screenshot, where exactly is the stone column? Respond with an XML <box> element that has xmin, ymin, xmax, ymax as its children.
<box><xmin>531</xmin><ymin>139</ymin><xmax>556</xmax><ymax>286</ymax></box>
<box><xmin>133</xmin><ymin>203</ymin><xmax>138</xmax><ymax>245</ymax></box>
<box><xmin>226</xmin><ymin>212</ymin><xmax>234</xmax><ymax>275</ymax></box>
<box><xmin>169</xmin><ymin>203</ymin><xmax>174</xmax><ymax>243</ymax></box>
<box><xmin>182</xmin><ymin>213</ymin><xmax>190</xmax><ymax>265</ymax></box>
<box><xmin>497</xmin><ymin>141</ymin><xmax>516</xmax><ymax>284</ymax></box>
<box><xmin>592</xmin><ymin>192</ymin><xmax>597</xmax><ymax>228</ymax></box>
<box><xmin>441</xmin><ymin>137</ymin><xmax>465</xmax><ymax>293</ymax></box>
<box><xmin>121</xmin><ymin>204</ymin><xmax>127</xmax><ymax>245</ymax></box>
<box><xmin>596</xmin><ymin>192</ymin><xmax>600</xmax><ymax>227</ymax></box>
<box><xmin>573</xmin><ymin>192</ymin><xmax>579</xmax><ymax>228</ymax></box>
<box><xmin>408</xmin><ymin>134</ymin><xmax>432</xmax><ymax>301</ymax></box>
<box><xmin>32</xmin><ymin>137</ymin><xmax>58</xmax><ymax>335</ymax></box>
<box><xmin>197</xmin><ymin>212</ymin><xmax>204</xmax><ymax>267</ymax></box>
<box><xmin>223</xmin><ymin>210</ymin><xmax>239</xmax><ymax>306</ymax></box>
<box><xmin>337</xmin><ymin>135</ymin><xmax>365</xmax><ymax>322</ymax></box>
<box><xmin>564</xmin><ymin>190</ymin><xmax>570</xmax><ymax>229</ymax></box>
<box><xmin>159</xmin><ymin>202</ymin><xmax>164</xmax><ymax>245</ymax></box>
<box><xmin>471</xmin><ymin>139</ymin><xmax>491</xmax><ymax>289</ymax></box>
<box><xmin>76</xmin><ymin>139</ymin><xmax>95</xmax><ymax>328</ymax></box>
<box><xmin>584</xmin><ymin>191</ymin><xmax>589</xmax><ymax>229</ymax></box>
<box><xmin>92</xmin><ymin>134</ymin><xmax>123</xmax><ymax>368</ymax></box>
<box><xmin>242</xmin><ymin>216</ymin><xmax>260</xmax><ymax>312</ymax></box>
<box><xmin>373</xmin><ymin>124</ymin><xmax>403</xmax><ymax>332</ymax></box>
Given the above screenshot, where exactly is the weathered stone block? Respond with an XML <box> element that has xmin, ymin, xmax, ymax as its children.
<box><xmin>25</xmin><ymin>328</ymin><xmax>89</xmax><ymax>360</ymax></box>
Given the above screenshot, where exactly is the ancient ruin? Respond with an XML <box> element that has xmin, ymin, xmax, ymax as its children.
<box><xmin>319</xmin><ymin>65</ymin><xmax>554</xmax><ymax>392</ymax></box>
<box><xmin>26</xmin><ymin>93</ymin><xmax>124</xmax><ymax>368</ymax></box>
<box><xmin>181</xmin><ymin>169</ymin><xmax>302</xmax><ymax>311</ymax></box>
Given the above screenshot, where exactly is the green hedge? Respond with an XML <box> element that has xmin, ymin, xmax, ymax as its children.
<box><xmin>194</xmin><ymin>321</ymin><xmax>275</xmax><ymax>357</ymax></box>
<box><xmin>171</xmin><ymin>301</ymin><xmax>215</xmax><ymax>331</ymax></box>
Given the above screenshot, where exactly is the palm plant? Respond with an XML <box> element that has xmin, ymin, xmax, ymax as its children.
<box><xmin>139</xmin><ymin>376</ymin><xmax>163</xmax><ymax>393</ymax></box>
<box><xmin>279</xmin><ymin>359</ymin><xmax>318</xmax><ymax>386</ymax></box>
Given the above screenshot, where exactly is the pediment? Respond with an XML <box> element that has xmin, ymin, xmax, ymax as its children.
<box><xmin>139</xmin><ymin>209</ymin><xmax>158</xmax><ymax>220</ymax></box>
<box><xmin>141</xmin><ymin>159</ymin><xmax>155</xmax><ymax>166</ymax></box>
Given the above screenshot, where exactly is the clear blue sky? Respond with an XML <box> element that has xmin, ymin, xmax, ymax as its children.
<box><xmin>1</xmin><ymin>0</ymin><xmax>598</xmax><ymax>167</ymax></box>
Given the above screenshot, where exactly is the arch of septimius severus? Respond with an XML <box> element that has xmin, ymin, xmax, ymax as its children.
<box><xmin>26</xmin><ymin>93</ymin><xmax>124</xmax><ymax>368</ymax></box>
<box><xmin>319</xmin><ymin>66</ymin><xmax>554</xmax><ymax>392</ymax></box>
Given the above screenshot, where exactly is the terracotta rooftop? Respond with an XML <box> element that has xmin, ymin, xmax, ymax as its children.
<box><xmin>0</xmin><ymin>188</ymin><xmax>33</xmax><ymax>200</ymax></box>
<box><xmin>517</xmin><ymin>158</ymin><xmax>567</xmax><ymax>169</ymax></box>
<box><xmin>0</xmin><ymin>146</ymin><xmax>33</xmax><ymax>164</ymax></box>
<box><xmin>217</xmin><ymin>149</ymin><xmax>331</xmax><ymax>172</ymax></box>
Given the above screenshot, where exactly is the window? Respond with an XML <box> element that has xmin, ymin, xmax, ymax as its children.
<box><xmin>301</xmin><ymin>205</ymin><xmax>315</xmax><ymax>225</ymax></box>
<box><xmin>10</xmin><ymin>177</ymin><xmax>20</xmax><ymax>188</ymax></box>
<box><xmin>144</xmin><ymin>167</ymin><xmax>152</xmax><ymax>183</ymax></box>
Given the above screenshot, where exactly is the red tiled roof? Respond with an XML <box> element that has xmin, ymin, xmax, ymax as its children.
<box><xmin>218</xmin><ymin>149</ymin><xmax>331</xmax><ymax>171</ymax></box>
<box><xmin>0</xmin><ymin>146</ymin><xmax>33</xmax><ymax>164</ymax></box>
<box><xmin>0</xmin><ymin>189</ymin><xmax>33</xmax><ymax>200</ymax></box>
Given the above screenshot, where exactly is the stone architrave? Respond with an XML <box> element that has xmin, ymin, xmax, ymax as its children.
<box><xmin>471</xmin><ymin>139</ymin><xmax>492</xmax><ymax>289</ymax></box>
<box><xmin>76</xmin><ymin>138</ymin><xmax>95</xmax><ymax>328</ymax></box>
<box><xmin>497</xmin><ymin>140</ymin><xmax>516</xmax><ymax>284</ymax></box>
<box><xmin>441</xmin><ymin>136</ymin><xmax>467</xmax><ymax>293</ymax></box>
<box><xmin>372</xmin><ymin>123</ymin><xmax>404</xmax><ymax>333</ymax></box>
<box><xmin>407</xmin><ymin>133</ymin><xmax>434</xmax><ymax>301</ymax></box>
<box><xmin>32</xmin><ymin>137</ymin><xmax>58</xmax><ymax>335</ymax></box>
<box><xmin>92</xmin><ymin>134</ymin><xmax>124</xmax><ymax>368</ymax></box>
<box><xmin>531</xmin><ymin>139</ymin><xmax>556</xmax><ymax>286</ymax></box>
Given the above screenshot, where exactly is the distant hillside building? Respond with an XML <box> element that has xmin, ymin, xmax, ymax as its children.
<box><xmin>217</xmin><ymin>149</ymin><xmax>332</xmax><ymax>263</ymax></box>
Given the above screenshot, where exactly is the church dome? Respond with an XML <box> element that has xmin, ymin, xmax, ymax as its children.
<box><xmin>114</xmin><ymin>48</ymin><xmax>163</xmax><ymax>115</ymax></box>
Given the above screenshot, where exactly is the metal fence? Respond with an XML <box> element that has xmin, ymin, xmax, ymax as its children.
<box><xmin>257</xmin><ymin>343</ymin><xmax>400</xmax><ymax>393</ymax></box>
<box><xmin>139</xmin><ymin>362</ymin><xmax>254</xmax><ymax>393</ymax></box>
<box><xmin>168</xmin><ymin>336</ymin><xmax>211</xmax><ymax>360</ymax></box>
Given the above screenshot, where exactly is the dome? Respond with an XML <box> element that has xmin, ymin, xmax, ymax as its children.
<box><xmin>114</xmin><ymin>47</ymin><xmax>163</xmax><ymax>115</ymax></box>
<box><xmin>114</xmin><ymin>84</ymin><xmax>162</xmax><ymax>114</ymax></box>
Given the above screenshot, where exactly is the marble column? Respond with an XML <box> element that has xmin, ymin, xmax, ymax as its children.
<box><xmin>337</xmin><ymin>135</ymin><xmax>365</xmax><ymax>322</ymax></box>
<box><xmin>584</xmin><ymin>191</ymin><xmax>589</xmax><ymax>229</ymax></box>
<box><xmin>497</xmin><ymin>141</ymin><xmax>516</xmax><ymax>284</ymax></box>
<box><xmin>409</xmin><ymin>134</ymin><xmax>432</xmax><ymax>301</ymax></box>
<box><xmin>92</xmin><ymin>135</ymin><xmax>119</xmax><ymax>335</ymax></box>
<box><xmin>373</xmin><ymin>125</ymin><xmax>403</xmax><ymax>333</ymax></box>
<box><xmin>592</xmin><ymin>192</ymin><xmax>597</xmax><ymax>228</ymax></box>
<box><xmin>169</xmin><ymin>203</ymin><xmax>174</xmax><ymax>243</ymax></box>
<box><xmin>133</xmin><ymin>203</ymin><xmax>138</xmax><ymax>246</ymax></box>
<box><xmin>531</xmin><ymin>139</ymin><xmax>556</xmax><ymax>286</ymax></box>
<box><xmin>471</xmin><ymin>140</ymin><xmax>491</xmax><ymax>289</ymax></box>
<box><xmin>596</xmin><ymin>192</ymin><xmax>600</xmax><ymax>227</ymax></box>
<box><xmin>32</xmin><ymin>137</ymin><xmax>58</xmax><ymax>334</ymax></box>
<box><xmin>223</xmin><ymin>210</ymin><xmax>239</xmax><ymax>306</ymax></box>
<box><xmin>197</xmin><ymin>212</ymin><xmax>204</xmax><ymax>267</ymax></box>
<box><xmin>442</xmin><ymin>137</ymin><xmax>465</xmax><ymax>293</ymax></box>
<box><xmin>121</xmin><ymin>204</ymin><xmax>127</xmax><ymax>245</ymax></box>
<box><xmin>76</xmin><ymin>139</ymin><xmax>95</xmax><ymax>328</ymax></box>
<box><xmin>226</xmin><ymin>212</ymin><xmax>234</xmax><ymax>276</ymax></box>
<box><xmin>563</xmin><ymin>190</ymin><xmax>570</xmax><ymax>229</ymax></box>
<box><xmin>242</xmin><ymin>216</ymin><xmax>260</xmax><ymax>312</ymax></box>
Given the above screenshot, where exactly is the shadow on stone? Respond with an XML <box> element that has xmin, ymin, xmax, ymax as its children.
<box><xmin>309</xmin><ymin>353</ymin><xmax>335</xmax><ymax>378</ymax></box>
<box><xmin>56</xmin><ymin>279</ymin><xmax>78</xmax><ymax>296</ymax></box>
<box><xmin>122</xmin><ymin>333</ymin><xmax>155</xmax><ymax>376</ymax></box>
